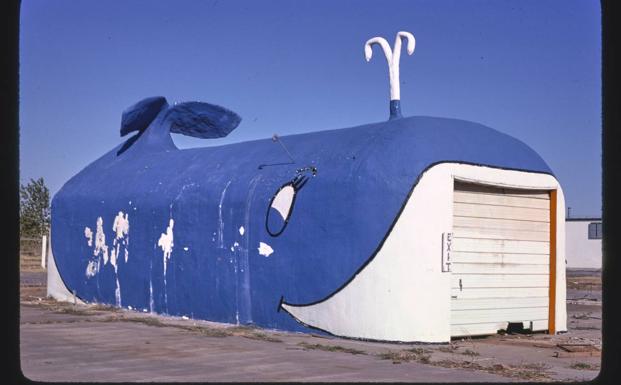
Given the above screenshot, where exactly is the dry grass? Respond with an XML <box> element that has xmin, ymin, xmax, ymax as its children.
<box><xmin>22</xmin><ymin>298</ymin><xmax>100</xmax><ymax>317</ymax></box>
<box><xmin>19</xmin><ymin>286</ymin><xmax>47</xmax><ymax>301</ymax></box>
<box><xmin>52</xmin><ymin>307</ymin><xmax>98</xmax><ymax>316</ymax></box>
<box><xmin>437</xmin><ymin>344</ymin><xmax>459</xmax><ymax>353</ymax></box>
<box><xmin>118</xmin><ymin>317</ymin><xmax>167</xmax><ymax>327</ymax></box>
<box><xmin>574</xmin><ymin>326</ymin><xmax>599</xmax><ymax>330</ymax></box>
<box><xmin>22</xmin><ymin>294</ymin><xmax>284</xmax><ymax>341</ymax></box>
<box><xmin>375</xmin><ymin>344</ymin><xmax>552</xmax><ymax>381</ymax></box>
<box><xmin>461</xmin><ymin>349</ymin><xmax>480</xmax><ymax>357</ymax></box>
<box><xmin>377</xmin><ymin>349</ymin><xmax>431</xmax><ymax>364</ymax></box>
<box><xmin>176</xmin><ymin>324</ymin><xmax>231</xmax><ymax>338</ymax></box>
<box><xmin>432</xmin><ymin>360</ymin><xmax>552</xmax><ymax>381</ymax></box>
<box><xmin>90</xmin><ymin>304</ymin><xmax>122</xmax><ymax>312</ymax></box>
<box><xmin>566</xmin><ymin>276</ymin><xmax>601</xmax><ymax>291</ymax></box>
<box><xmin>297</xmin><ymin>342</ymin><xmax>367</xmax><ymax>355</ymax></box>
<box><xmin>110</xmin><ymin>318</ymin><xmax>283</xmax><ymax>341</ymax></box>
<box><xmin>570</xmin><ymin>362</ymin><xmax>600</xmax><ymax>371</ymax></box>
<box><xmin>112</xmin><ymin>317</ymin><xmax>232</xmax><ymax>337</ymax></box>
<box><xmin>240</xmin><ymin>332</ymin><xmax>283</xmax><ymax>343</ymax></box>
<box><xmin>405</xmin><ymin>347</ymin><xmax>433</xmax><ymax>355</ymax></box>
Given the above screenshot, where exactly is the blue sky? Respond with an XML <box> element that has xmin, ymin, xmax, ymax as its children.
<box><xmin>19</xmin><ymin>0</ymin><xmax>601</xmax><ymax>217</ymax></box>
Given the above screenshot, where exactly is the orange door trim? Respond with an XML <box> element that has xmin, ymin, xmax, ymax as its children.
<box><xmin>548</xmin><ymin>190</ymin><xmax>557</xmax><ymax>334</ymax></box>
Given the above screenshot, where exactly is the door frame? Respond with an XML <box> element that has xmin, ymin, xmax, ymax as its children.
<box><xmin>548</xmin><ymin>189</ymin><xmax>557</xmax><ymax>334</ymax></box>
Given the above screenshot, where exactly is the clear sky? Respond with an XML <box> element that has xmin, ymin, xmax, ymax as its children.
<box><xmin>19</xmin><ymin>0</ymin><xmax>601</xmax><ymax>217</ymax></box>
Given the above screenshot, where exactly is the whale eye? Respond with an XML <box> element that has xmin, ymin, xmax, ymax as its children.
<box><xmin>266</xmin><ymin>174</ymin><xmax>309</xmax><ymax>237</ymax></box>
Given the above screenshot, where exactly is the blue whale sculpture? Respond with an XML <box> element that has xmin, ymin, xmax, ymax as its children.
<box><xmin>51</xmin><ymin>96</ymin><xmax>554</xmax><ymax>339</ymax></box>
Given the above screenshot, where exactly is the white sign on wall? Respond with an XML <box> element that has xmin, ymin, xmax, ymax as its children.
<box><xmin>442</xmin><ymin>232</ymin><xmax>453</xmax><ymax>272</ymax></box>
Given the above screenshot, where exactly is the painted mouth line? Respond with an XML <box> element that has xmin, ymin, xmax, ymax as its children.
<box><xmin>277</xmin><ymin>161</ymin><xmax>556</xmax><ymax>311</ymax></box>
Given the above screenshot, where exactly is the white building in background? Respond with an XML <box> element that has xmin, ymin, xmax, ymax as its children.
<box><xmin>565</xmin><ymin>218</ymin><xmax>602</xmax><ymax>269</ymax></box>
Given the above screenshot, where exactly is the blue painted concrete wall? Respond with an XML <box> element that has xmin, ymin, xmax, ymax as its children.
<box><xmin>51</xmin><ymin>97</ymin><xmax>553</xmax><ymax>333</ymax></box>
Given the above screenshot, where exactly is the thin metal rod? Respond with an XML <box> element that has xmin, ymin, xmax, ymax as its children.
<box><xmin>273</xmin><ymin>134</ymin><xmax>295</xmax><ymax>163</ymax></box>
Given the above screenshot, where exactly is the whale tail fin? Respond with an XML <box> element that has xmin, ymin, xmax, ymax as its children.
<box><xmin>120</xmin><ymin>97</ymin><xmax>241</xmax><ymax>139</ymax></box>
<box><xmin>163</xmin><ymin>101</ymin><xmax>241</xmax><ymax>139</ymax></box>
<box><xmin>120</xmin><ymin>96</ymin><xmax>168</xmax><ymax>137</ymax></box>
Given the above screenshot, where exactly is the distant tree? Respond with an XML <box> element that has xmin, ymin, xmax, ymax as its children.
<box><xmin>20</xmin><ymin>177</ymin><xmax>50</xmax><ymax>238</ymax></box>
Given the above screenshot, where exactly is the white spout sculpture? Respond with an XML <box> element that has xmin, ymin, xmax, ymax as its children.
<box><xmin>365</xmin><ymin>31</ymin><xmax>416</xmax><ymax>119</ymax></box>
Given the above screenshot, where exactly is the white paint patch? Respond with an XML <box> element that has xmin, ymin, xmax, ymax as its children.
<box><xmin>183</xmin><ymin>246</ymin><xmax>189</xmax><ymax>251</ymax></box>
<box><xmin>230</xmin><ymin>241</ymin><xmax>240</xmax><ymax>252</ymax></box>
<box><xmin>85</xmin><ymin>260</ymin><xmax>98</xmax><ymax>278</ymax></box>
<box><xmin>217</xmin><ymin>180</ymin><xmax>232</xmax><ymax>248</ymax></box>
<box><xmin>110</xmin><ymin>248</ymin><xmax>117</xmax><ymax>270</ymax></box>
<box><xmin>112</xmin><ymin>211</ymin><xmax>130</xmax><ymax>264</ymax></box>
<box><xmin>128</xmin><ymin>305</ymin><xmax>133</xmax><ymax>310</ymax></box>
<box><xmin>149</xmin><ymin>278</ymin><xmax>154</xmax><ymax>313</ymax></box>
<box><xmin>182</xmin><ymin>315</ymin><xmax>189</xmax><ymax>320</ymax></box>
<box><xmin>94</xmin><ymin>217</ymin><xmax>109</xmax><ymax>265</ymax></box>
<box><xmin>271</xmin><ymin>185</ymin><xmax>295</xmax><ymax>220</ymax></box>
<box><xmin>115</xmin><ymin>276</ymin><xmax>121</xmax><ymax>306</ymax></box>
<box><xmin>239</xmin><ymin>226</ymin><xmax>245</xmax><ymax>236</ymax></box>
<box><xmin>84</xmin><ymin>227</ymin><xmax>93</xmax><ymax>247</ymax></box>
<box><xmin>258</xmin><ymin>242</ymin><xmax>274</xmax><ymax>257</ymax></box>
<box><xmin>112</xmin><ymin>211</ymin><xmax>129</xmax><ymax>241</ymax></box>
<box><xmin>158</xmin><ymin>219</ymin><xmax>175</xmax><ymax>276</ymax></box>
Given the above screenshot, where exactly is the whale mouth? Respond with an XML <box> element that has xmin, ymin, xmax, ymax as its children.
<box><xmin>276</xmin><ymin>167</ymin><xmax>415</xmax><ymax>316</ymax></box>
<box><xmin>274</xmin><ymin>162</ymin><xmax>561</xmax><ymax>343</ymax></box>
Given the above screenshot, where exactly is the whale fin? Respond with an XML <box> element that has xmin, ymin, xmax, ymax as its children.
<box><xmin>120</xmin><ymin>96</ymin><xmax>168</xmax><ymax>137</ymax></box>
<box><xmin>163</xmin><ymin>102</ymin><xmax>242</xmax><ymax>139</ymax></box>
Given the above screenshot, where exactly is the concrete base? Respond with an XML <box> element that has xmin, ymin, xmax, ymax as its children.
<box><xmin>46</xmin><ymin>236</ymin><xmax>85</xmax><ymax>305</ymax></box>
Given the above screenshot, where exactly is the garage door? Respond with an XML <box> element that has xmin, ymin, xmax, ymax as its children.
<box><xmin>450</xmin><ymin>181</ymin><xmax>551</xmax><ymax>337</ymax></box>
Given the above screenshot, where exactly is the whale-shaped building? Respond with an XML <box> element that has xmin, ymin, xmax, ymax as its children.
<box><xmin>48</xmin><ymin>31</ymin><xmax>566</xmax><ymax>342</ymax></box>
<box><xmin>48</xmin><ymin>95</ymin><xmax>567</xmax><ymax>343</ymax></box>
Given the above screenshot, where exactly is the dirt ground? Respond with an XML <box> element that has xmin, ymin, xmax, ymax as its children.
<box><xmin>19</xmin><ymin>267</ymin><xmax>601</xmax><ymax>382</ymax></box>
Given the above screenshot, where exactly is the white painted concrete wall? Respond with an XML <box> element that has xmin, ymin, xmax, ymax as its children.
<box><xmin>47</xmin><ymin>227</ymin><xmax>86</xmax><ymax>304</ymax></box>
<box><xmin>565</xmin><ymin>220</ymin><xmax>602</xmax><ymax>269</ymax></box>
<box><xmin>283</xmin><ymin>163</ymin><xmax>567</xmax><ymax>342</ymax></box>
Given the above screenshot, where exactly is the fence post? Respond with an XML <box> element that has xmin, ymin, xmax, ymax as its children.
<box><xmin>41</xmin><ymin>235</ymin><xmax>47</xmax><ymax>269</ymax></box>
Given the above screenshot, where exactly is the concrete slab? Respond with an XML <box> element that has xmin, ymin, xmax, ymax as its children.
<box><xmin>19</xmin><ymin>268</ymin><xmax>601</xmax><ymax>382</ymax></box>
<box><xmin>20</xmin><ymin>304</ymin><xmax>510</xmax><ymax>382</ymax></box>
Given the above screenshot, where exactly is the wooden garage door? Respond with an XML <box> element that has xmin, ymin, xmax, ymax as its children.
<box><xmin>450</xmin><ymin>181</ymin><xmax>551</xmax><ymax>337</ymax></box>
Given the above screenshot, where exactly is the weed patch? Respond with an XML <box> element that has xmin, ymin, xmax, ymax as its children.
<box><xmin>570</xmin><ymin>362</ymin><xmax>600</xmax><ymax>371</ymax></box>
<box><xmin>53</xmin><ymin>307</ymin><xmax>97</xmax><ymax>316</ymax></box>
<box><xmin>461</xmin><ymin>349</ymin><xmax>480</xmax><ymax>357</ymax></box>
<box><xmin>431</xmin><ymin>359</ymin><xmax>551</xmax><ymax>381</ymax></box>
<box><xmin>437</xmin><ymin>344</ymin><xmax>459</xmax><ymax>353</ymax></box>
<box><xmin>297</xmin><ymin>342</ymin><xmax>367</xmax><ymax>355</ymax></box>
<box><xmin>90</xmin><ymin>304</ymin><xmax>121</xmax><ymax>312</ymax></box>
<box><xmin>377</xmin><ymin>349</ymin><xmax>431</xmax><ymax>364</ymax></box>
<box><xmin>242</xmin><ymin>332</ymin><xmax>283</xmax><ymax>343</ymax></box>
<box><xmin>178</xmin><ymin>325</ymin><xmax>230</xmax><ymax>338</ymax></box>
<box><xmin>118</xmin><ymin>317</ymin><xmax>167</xmax><ymax>327</ymax></box>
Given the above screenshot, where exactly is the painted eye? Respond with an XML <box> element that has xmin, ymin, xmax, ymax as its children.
<box><xmin>266</xmin><ymin>174</ymin><xmax>309</xmax><ymax>236</ymax></box>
